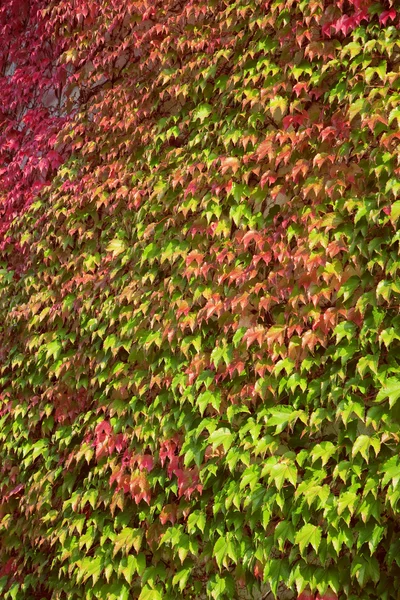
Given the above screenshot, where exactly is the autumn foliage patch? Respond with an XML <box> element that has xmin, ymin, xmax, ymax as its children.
<box><xmin>0</xmin><ymin>0</ymin><xmax>400</xmax><ymax>598</ymax></box>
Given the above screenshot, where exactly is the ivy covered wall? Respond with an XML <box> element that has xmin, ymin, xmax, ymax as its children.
<box><xmin>0</xmin><ymin>0</ymin><xmax>400</xmax><ymax>599</ymax></box>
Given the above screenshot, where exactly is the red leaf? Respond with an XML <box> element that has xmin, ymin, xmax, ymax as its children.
<box><xmin>5</xmin><ymin>483</ymin><xmax>24</xmax><ymax>500</ymax></box>
<box><xmin>139</xmin><ymin>454</ymin><xmax>154</xmax><ymax>472</ymax></box>
<box><xmin>243</xmin><ymin>327</ymin><xmax>266</xmax><ymax>348</ymax></box>
<box><xmin>160</xmin><ymin>503</ymin><xmax>178</xmax><ymax>525</ymax></box>
<box><xmin>379</xmin><ymin>9</ymin><xmax>397</xmax><ymax>25</ymax></box>
<box><xmin>130</xmin><ymin>473</ymin><xmax>151</xmax><ymax>504</ymax></box>
<box><xmin>292</xmin><ymin>82</ymin><xmax>309</xmax><ymax>97</ymax></box>
<box><xmin>315</xmin><ymin>592</ymin><xmax>338</xmax><ymax>600</ymax></box>
<box><xmin>95</xmin><ymin>420</ymin><xmax>112</xmax><ymax>436</ymax></box>
<box><xmin>297</xmin><ymin>592</ymin><xmax>314</xmax><ymax>600</ymax></box>
<box><xmin>253</xmin><ymin>560</ymin><xmax>264</xmax><ymax>580</ymax></box>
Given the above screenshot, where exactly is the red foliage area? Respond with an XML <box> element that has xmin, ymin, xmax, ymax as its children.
<box><xmin>0</xmin><ymin>0</ymin><xmax>69</xmax><ymax>251</ymax></box>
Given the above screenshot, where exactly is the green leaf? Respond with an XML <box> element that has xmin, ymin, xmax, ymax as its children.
<box><xmin>274</xmin><ymin>520</ymin><xmax>295</xmax><ymax>551</ymax></box>
<box><xmin>357</xmin><ymin>354</ymin><xmax>378</xmax><ymax>376</ymax></box>
<box><xmin>264</xmin><ymin>558</ymin><xmax>290</xmax><ymax>597</ymax></box>
<box><xmin>187</xmin><ymin>510</ymin><xmax>206</xmax><ymax>534</ymax></box>
<box><xmin>337</xmin><ymin>489</ymin><xmax>359</xmax><ymax>516</ymax></box>
<box><xmin>356</xmin><ymin>522</ymin><xmax>385</xmax><ymax>554</ymax></box>
<box><xmin>197</xmin><ymin>390</ymin><xmax>221</xmax><ymax>416</ymax></box>
<box><xmin>138</xmin><ymin>587</ymin><xmax>162</xmax><ymax>600</ymax></box>
<box><xmin>208</xmin><ymin>573</ymin><xmax>235</xmax><ymax>600</ymax></box>
<box><xmin>348</xmin><ymin>98</ymin><xmax>366</xmax><ymax>121</ymax></box>
<box><xmin>213</xmin><ymin>537</ymin><xmax>228</xmax><ymax>569</ymax></box>
<box><xmin>269</xmin><ymin>96</ymin><xmax>287</xmax><ymax>121</ymax></box>
<box><xmin>376</xmin><ymin>279</ymin><xmax>392</xmax><ymax>301</ymax></box>
<box><xmin>136</xmin><ymin>554</ymin><xmax>146</xmax><ymax>576</ymax></box>
<box><xmin>263</xmin><ymin>460</ymin><xmax>297</xmax><ymax>491</ymax></box>
<box><xmin>381</xmin><ymin>456</ymin><xmax>400</xmax><ymax>487</ymax></box>
<box><xmin>239</xmin><ymin>464</ymin><xmax>260</xmax><ymax>491</ymax></box>
<box><xmin>341</xmin><ymin>41</ymin><xmax>362</xmax><ymax>59</ymax></box>
<box><xmin>172</xmin><ymin>566</ymin><xmax>192</xmax><ymax>592</ymax></box>
<box><xmin>210</xmin><ymin>346</ymin><xmax>225</xmax><ymax>369</ymax></box>
<box><xmin>327</xmin><ymin>523</ymin><xmax>353</xmax><ymax>555</ymax></box>
<box><xmin>352</xmin><ymin>435</ymin><xmax>372</xmax><ymax>462</ymax></box>
<box><xmin>208</xmin><ymin>428</ymin><xmax>235</xmax><ymax>452</ymax></box>
<box><xmin>142</xmin><ymin>242</ymin><xmax>158</xmax><ymax>263</ymax></box>
<box><xmin>120</xmin><ymin>555</ymin><xmax>137</xmax><ymax>585</ymax></box>
<box><xmin>389</xmin><ymin>107</ymin><xmax>400</xmax><ymax>127</ymax></box>
<box><xmin>30</xmin><ymin>439</ymin><xmax>48</xmax><ymax>461</ymax></box>
<box><xmin>379</xmin><ymin>327</ymin><xmax>400</xmax><ymax>347</ymax></box>
<box><xmin>351</xmin><ymin>555</ymin><xmax>379</xmax><ymax>587</ymax></box>
<box><xmin>78</xmin><ymin>556</ymin><xmax>102</xmax><ymax>585</ymax></box>
<box><xmin>390</xmin><ymin>200</ymin><xmax>400</xmax><ymax>223</ymax></box>
<box><xmin>295</xmin><ymin>524</ymin><xmax>321</xmax><ymax>555</ymax></box>
<box><xmin>106</xmin><ymin>238</ymin><xmax>126</xmax><ymax>256</ymax></box>
<box><xmin>266</xmin><ymin>407</ymin><xmax>296</xmax><ymax>434</ymax></box>
<box><xmin>376</xmin><ymin>378</ymin><xmax>400</xmax><ymax>408</ymax></box>
<box><xmin>232</xmin><ymin>326</ymin><xmax>247</xmax><ymax>347</ymax></box>
<box><xmin>334</xmin><ymin>321</ymin><xmax>356</xmax><ymax>343</ymax></box>
<box><xmin>103</xmin><ymin>334</ymin><xmax>119</xmax><ymax>351</ymax></box>
<box><xmin>337</xmin><ymin>276</ymin><xmax>360</xmax><ymax>302</ymax></box>
<box><xmin>113</xmin><ymin>528</ymin><xmax>143</xmax><ymax>557</ymax></box>
<box><xmin>45</xmin><ymin>339</ymin><xmax>62</xmax><ymax>361</ymax></box>
<box><xmin>311</xmin><ymin>442</ymin><xmax>336</xmax><ymax>467</ymax></box>
<box><xmin>193</xmin><ymin>103</ymin><xmax>212</xmax><ymax>122</ymax></box>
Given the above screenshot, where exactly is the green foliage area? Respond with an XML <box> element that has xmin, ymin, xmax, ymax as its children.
<box><xmin>0</xmin><ymin>0</ymin><xmax>400</xmax><ymax>599</ymax></box>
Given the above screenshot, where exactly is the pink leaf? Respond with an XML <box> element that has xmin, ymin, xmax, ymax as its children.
<box><xmin>379</xmin><ymin>9</ymin><xmax>397</xmax><ymax>25</ymax></box>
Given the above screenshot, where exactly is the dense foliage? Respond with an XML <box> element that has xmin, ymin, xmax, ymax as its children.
<box><xmin>0</xmin><ymin>0</ymin><xmax>400</xmax><ymax>598</ymax></box>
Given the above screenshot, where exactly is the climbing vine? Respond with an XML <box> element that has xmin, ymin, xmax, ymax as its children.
<box><xmin>0</xmin><ymin>0</ymin><xmax>400</xmax><ymax>599</ymax></box>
